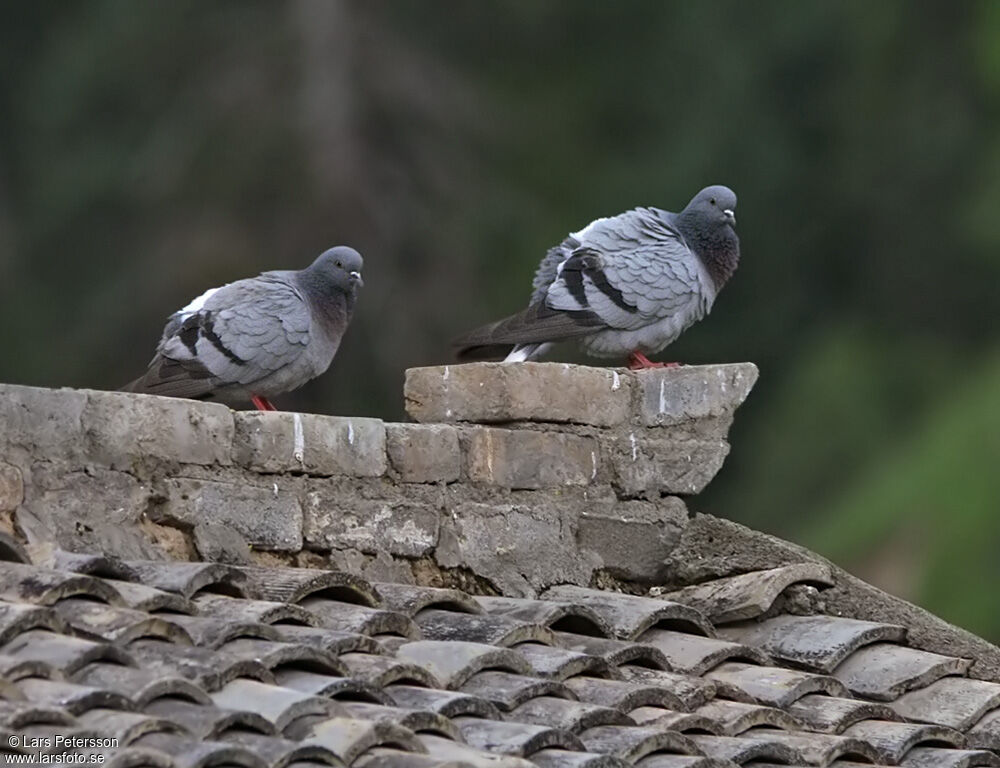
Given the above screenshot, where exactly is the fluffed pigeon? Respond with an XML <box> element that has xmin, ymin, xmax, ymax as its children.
<box><xmin>454</xmin><ymin>185</ymin><xmax>739</xmax><ymax>369</ymax></box>
<box><xmin>123</xmin><ymin>246</ymin><xmax>364</xmax><ymax>409</ymax></box>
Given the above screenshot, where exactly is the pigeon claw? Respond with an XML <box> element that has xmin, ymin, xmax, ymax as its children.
<box><xmin>251</xmin><ymin>395</ymin><xmax>277</xmax><ymax>411</ymax></box>
<box><xmin>627</xmin><ymin>351</ymin><xmax>681</xmax><ymax>370</ymax></box>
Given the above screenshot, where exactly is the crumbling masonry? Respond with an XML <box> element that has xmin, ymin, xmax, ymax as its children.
<box><xmin>0</xmin><ymin>363</ymin><xmax>755</xmax><ymax>596</ymax></box>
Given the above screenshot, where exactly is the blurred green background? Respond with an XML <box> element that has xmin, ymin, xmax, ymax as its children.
<box><xmin>2</xmin><ymin>1</ymin><xmax>998</xmax><ymax>637</ymax></box>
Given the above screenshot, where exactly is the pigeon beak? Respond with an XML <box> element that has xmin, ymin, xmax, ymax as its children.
<box><xmin>723</xmin><ymin>209</ymin><xmax>736</xmax><ymax>226</ymax></box>
<box><xmin>349</xmin><ymin>271</ymin><xmax>364</xmax><ymax>287</ymax></box>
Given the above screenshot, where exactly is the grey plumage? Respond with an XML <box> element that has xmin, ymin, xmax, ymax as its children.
<box><xmin>454</xmin><ymin>185</ymin><xmax>739</xmax><ymax>364</ymax></box>
<box><xmin>123</xmin><ymin>246</ymin><xmax>364</xmax><ymax>406</ymax></box>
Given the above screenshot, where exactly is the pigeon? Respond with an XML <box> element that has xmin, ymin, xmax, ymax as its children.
<box><xmin>123</xmin><ymin>246</ymin><xmax>364</xmax><ymax>410</ymax></box>
<box><xmin>454</xmin><ymin>185</ymin><xmax>739</xmax><ymax>369</ymax></box>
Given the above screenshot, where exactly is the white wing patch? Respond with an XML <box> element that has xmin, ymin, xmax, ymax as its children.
<box><xmin>179</xmin><ymin>286</ymin><xmax>222</xmax><ymax>317</ymax></box>
<box><xmin>504</xmin><ymin>346</ymin><xmax>533</xmax><ymax>363</ymax></box>
<box><xmin>570</xmin><ymin>215</ymin><xmax>614</xmax><ymax>242</ymax></box>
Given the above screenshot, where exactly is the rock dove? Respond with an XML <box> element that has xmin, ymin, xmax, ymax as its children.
<box><xmin>454</xmin><ymin>185</ymin><xmax>739</xmax><ymax>369</ymax></box>
<box><xmin>123</xmin><ymin>246</ymin><xmax>364</xmax><ymax>410</ymax></box>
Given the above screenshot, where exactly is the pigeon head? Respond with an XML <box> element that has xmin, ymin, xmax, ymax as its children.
<box><xmin>675</xmin><ymin>185</ymin><xmax>740</xmax><ymax>291</ymax></box>
<box><xmin>680</xmin><ymin>185</ymin><xmax>737</xmax><ymax>230</ymax></box>
<box><xmin>307</xmin><ymin>246</ymin><xmax>364</xmax><ymax>292</ymax></box>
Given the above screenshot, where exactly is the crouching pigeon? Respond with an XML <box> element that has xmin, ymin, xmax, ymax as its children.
<box><xmin>123</xmin><ymin>246</ymin><xmax>364</xmax><ymax>410</ymax></box>
<box><xmin>454</xmin><ymin>185</ymin><xmax>739</xmax><ymax>369</ymax></box>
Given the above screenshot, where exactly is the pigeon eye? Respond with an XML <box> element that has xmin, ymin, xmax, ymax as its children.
<box><xmin>335</xmin><ymin>260</ymin><xmax>343</xmax><ymax>268</ymax></box>
<box><xmin>709</xmin><ymin>197</ymin><xmax>716</xmax><ymax>206</ymax></box>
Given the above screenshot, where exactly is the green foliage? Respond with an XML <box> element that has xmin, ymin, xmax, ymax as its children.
<box><xmin>804</xmin><ymin>351</ymin><xmax>1000</xmax><ymax>639</ymax></box>
<box><xmin>1</xmin><ymin>1</ymin><xmax>998</xmax><ymax>636</ymax></box>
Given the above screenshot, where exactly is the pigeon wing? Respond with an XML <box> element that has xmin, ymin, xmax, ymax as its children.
<box><xmin>546</xmin><ymin>208</ymin><xmax>708</xmax><ymax>331</ymax></box>
<box><xmin>529</xmin><ymin>236</ymin><xmax>577</xmax><ymax>304</ymax></box>
<box><xmin>130</xmin><ymin>277</ymin><xmax>311</xmax><ymax>397</ymax></box>
<box><xmin>454</xmin><ymin>208</ymin><xmax>708</xmax><ymax>356</ymax></box>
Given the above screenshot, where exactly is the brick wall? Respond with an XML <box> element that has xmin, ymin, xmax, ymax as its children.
<box><xmin>0</xmin><ymin>362</ymin><xmax>757</xmax><ymax>596</ymax></box>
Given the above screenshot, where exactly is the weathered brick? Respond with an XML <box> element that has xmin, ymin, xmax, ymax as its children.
<box><xmin>15</xmin><ymin>463</ymin><xmax>160</xmax><ymax>559</ymax></box>
<box><xmin>465</xmin><ymin>428</ymin><xmax>600</xmax><ymax>489</ymax></box>
<box><xmin>634</xmin><ymin>363</ymin><xmax>758</xmax><ymax>428</ymax></box>
<box><xmin>0</xmin><ymin>384</ymin><xmax>234</xmax><ymax>469</ymax></box>
<box><xmin>437</xmin><ymin>499</ymin><xmax>603</xmax><ymax>597</ymax></box>
<box><xmin>304</xmin><ymin>490</ymin><xmax>438</xmax><ymax>557</ymax></box>
<box><xmin>233</xmin><ymin>411</ymin><xmax>386</xmax><ymax>477</ymax></box>
<box><xmin>0</xmin><ymin>463</ymin><xmax>23</xmax><ymax>513</ymax></box>
<box><xmin>405</xmin><ymin>362</ymin><xmax>632</xmax><ymax>427</ymax></box>
<box><xmin>0</xmin><ymin>384</ymin><xmax>88</xmax><ymax>462</ymax></box>
<box><xmin>609</xmin><ymin>431</ymin><xmax>729</xmax><ymax>496</ymax></box>
<box><xmin>157</xmin><ymin>477</ymin><xmax>303</xmax><ymax>551</ymax></box>
<box><xmin>386</xmin><ymin>424</ymin><xmax>460</xmax><ymax>483</ymax></box>
<box><xmin>193</xmin><ymin>522</ymin><xmax>253</xmax><ymax>565</ymax></box>
<box><xmin>578</xmin><ymin>497</ymin><xmax>688</xmax><ymax>582</ymax></box>
<box><xmin>82</xmin><ymin>389</ymin><xmax>234</xmax><ymax>468</ymax></box>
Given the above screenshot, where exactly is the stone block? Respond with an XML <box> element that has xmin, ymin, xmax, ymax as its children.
<box><xmin>405</xmin><ymin>362</ymin><xmax>632</xmax><ymax>427</ymax></box>
<box><xmin>0</xmin><ymin>463</ymin><xmax>23</xmax><ymax>513</ymax></box>
<box><xmin>465</xmin><ymin>428</ymin><xmax>600</xmax><ymax>489</ymax></box>
<box><xmin>0</xmin><ymin>384</ymin><xmax>88</xmax><ymax>461</ymax></box>
<box><xmin>578</xmin><ymin>497</ymin><xmax>688</xmax><ymax>582</ymax></box>
<box><xmin>436</xmin><ymin>499</ymin><xmax>603</xmax><ymax>597</ymax></box>
<box><xmin>233</xmin><ymin>411</ymin><xmax>386</xmax><ymax>477</ymax></box>
<box><xmin>0</xmin><ymin>384</ymin><xmax>234</xmax><ymax>469</ymax></box>
<box><xmin>157</xmin><ymin>477</ymin><xmax>303</xmax><ymax>551</ymax></box>
<box><xmin>81</xmin><ymin>389</ymin><xmax>234</xmax><ymax>468</ymax></box>
<box><xmin>193</xmin><ymin>522</ymin><xmax>253</xmax><ymax>565</ymax></box>
<box><xmin>386</xmin><ymin>424</ymin><xmax>461</xmax><ymax>483</ymax></box>
<box><xmin>634</xmin><ymin>363</ymin><xmax>758</xmax><ymax>428</ymax></box>
<box><xmin>608</xmin><ymin>432</ymin><xmax>729</xmax><ymax>496</ymax></box>
<box><xmin>328</xmin><ymin>548</ymin><xmax>416</xmax><ymax>584</ymax></box>
<box><xmin>304</xmin><ymin>489</ymin><xmax>438</xmax><ymax>558</ymax></box>
<box><xmin>15</xmin><ymin>463</ymin><xmax>161</xmax><ymax>559</ymax></box>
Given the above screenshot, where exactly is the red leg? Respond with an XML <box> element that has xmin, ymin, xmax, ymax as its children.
<box><xmin>251</xmin><ymin>395</ymin><xmax>277</xmax><ymax>411</ymax></box>
<box><xmin>627</xmin><ymin>351</ymin><xmax>681</xmax><ymax>370</ymax></box>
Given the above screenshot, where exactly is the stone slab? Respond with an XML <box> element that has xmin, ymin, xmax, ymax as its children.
<box><xmin>233</xmin><ymin>411</ymin><xmax>386</xmax><ymax>477</ymax></box>
<box><xmin>577</xmin><ymin>497</ymin><xmax>689</xmax><ymax>582</ymax></box>
<box><xmin>0</xmin><ymin>463</ymin><xmax>23</xmax><ymax>513</ymax></box>
<box><xmin>84</xmin><ymin>390</ymin><xmax>235</xmax><ymax>469</ymax></box>
<box><xmin>156</xmin><ymin>477</ymin><xmax>303</xmax><ymax>551</ymax></box>
<box><xmin>634</xmin><ymin>363</ymin><xmax>758</xmax><ymax>428</ymax></box>
<box><xmin>608</xmin><ymin>432</ymin><xmax>729</xmax><ymax>496</ymax></box>
<box><xmin>405</xmin><ymin>362</ymin><xmax>632</xmax><ymax>427</ymax></box>
<box><xmin>192</xmin><ymin>522</ymin><xmax>253</xmax><ymax>565</ymax></box>
<box><xmin>0</xmin><ymin>384</ymin><xmax>88</xmax><ymax>462</ymax></box>
<box><xmin>465</xmin><ymin>428</ymin><xmax>600</xmax><ymax>489</ymax></box>
<box><xmin>304</xmin><ymin>490</ymin><xmax>439</xmax><ymax>558</ymax></box>
<box><xmin>0</xmin><ymin>384</ymin><xmax>234</xmax><ymax>469</ymax></box>
<box><xmin>436</xmin><ymin>499</ymin><xmax>604</xmax><ymax>597</ymax></box>
<box><xmin>386</xmin><ymin>424</ymin><xmax>461</xmax><ymax>483</ymax></box>
<box><xmin>15</xmin><ymin>462</ymin><xmax>162</xmax><ymax>559</ymax></box>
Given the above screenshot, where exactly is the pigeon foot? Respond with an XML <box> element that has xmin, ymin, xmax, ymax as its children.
<box><xmin>627</xmin><ymin>351</ymin><xmax>681</xmax><ymax>370</ymax></box>
<box><xmin>251</xmin><ymin>395</ymin><xmax>277</xmax><ymax>411</ymax></box>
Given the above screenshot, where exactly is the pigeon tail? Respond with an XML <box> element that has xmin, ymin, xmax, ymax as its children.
<box><xmin>119</xmin><ymin>376</ymin><xmax>143</xmax><ymax>393</ymax></box>
<box><xmin>453</xmin><ymin>302</ymin><xmax>601</xmax><ymax>361</ymax></box>
<box><xmin>455</xmin><ymin>343</ymin><xmax>516</xmax><ymax>362</ymax></box>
